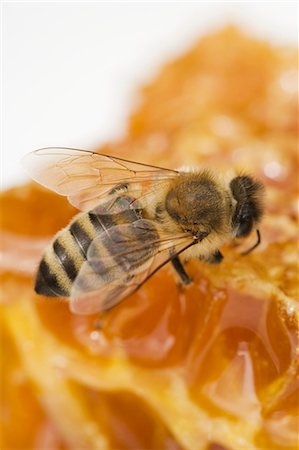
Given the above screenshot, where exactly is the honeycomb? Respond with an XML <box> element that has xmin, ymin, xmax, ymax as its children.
<box><xmin>1</xmin><ymin>27</ymin><xmax>298</xmax><ymax>450</ymax></box>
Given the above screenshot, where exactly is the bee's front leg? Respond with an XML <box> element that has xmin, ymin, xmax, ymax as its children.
<box><xmin>171</xmin><ymin>255</ymin><xmax>193</xmax><ymax>285</ymax></box>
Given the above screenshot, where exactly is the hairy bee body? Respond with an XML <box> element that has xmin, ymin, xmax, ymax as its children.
<box><xmin>23</xmin><ymin>148</ymin><xmax>264</xmax><ymax>314</ymax></box>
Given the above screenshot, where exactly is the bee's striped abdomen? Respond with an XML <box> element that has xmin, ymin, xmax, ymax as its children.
<box><xmin>69</xmin><ymin>220</ymin><xmax>91</xmax><ymax>257</ymax></box>
<box><xmin>53</xmin><ymin>240</ymin><xmax>77</xmax><ymax>281</ymax></box>
<box><xmin>35</xmin><ymin>213</ymin><xmax>95</xmax><ymax>297</ymax></box>
<box><xmin>34</xmin><ymin>195</ymin><xmax>158</xmax><ymax>298</ymax></box>
<box><xmin>35</xmin><ymin>259</ymin><xmax>69</xmax><ymax>297</ymax></box>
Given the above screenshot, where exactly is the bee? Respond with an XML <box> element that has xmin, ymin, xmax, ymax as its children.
<box><xmin>23</xmin><ymin>148</ymin><xmax>264</xmax><ymax>314</ymax></box>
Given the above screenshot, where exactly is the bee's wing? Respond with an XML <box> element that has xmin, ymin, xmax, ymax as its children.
<box><xmin>69</xmin><ymin>220</ymin><xmax>195</xmax><ymax>314</ymax></box>
<box><xmin>22</xmin><ymin>147</ymin><xmax>178</xmax><ymax>211</ymax></box>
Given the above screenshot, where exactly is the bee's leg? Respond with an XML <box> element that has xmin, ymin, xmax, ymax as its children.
<box><xmin>202</xmin><ymin>249</ymin><xmax>223</xmax><ymax>264</ymax></box>
<box><xmin>171</xmin><ymin>256</ymin><xmax>193</xmax><ymax>285</ymax></box>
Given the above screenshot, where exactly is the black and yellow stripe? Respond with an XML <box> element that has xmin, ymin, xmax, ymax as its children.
<box><xmin>35</xmin><ymin>215</ymin><xmax>93</xmax><ymax>297</ymax></box>
<box><xmin>34</xmin><ymin>196</ymin><xmax>157</xmax><ymax>298</ymax></box>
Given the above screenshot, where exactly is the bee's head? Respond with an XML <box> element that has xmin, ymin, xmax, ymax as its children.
<box><xmin>230</xmin><ymin>175</ymin><xmax>264</xmax><ymax>237</ymax></box>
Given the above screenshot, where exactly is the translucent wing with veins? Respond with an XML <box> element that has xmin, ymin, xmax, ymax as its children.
<box><xmin>70</xmin><ymin>220</ymin><xmax>195</xmax><ymax>314</ymax></box>
<box><xmin>22</xmin><ymin>147</ymin><xmax>178</xmax><ymax>211</ymax></box>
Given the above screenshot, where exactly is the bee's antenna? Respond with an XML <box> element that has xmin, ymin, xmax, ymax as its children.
<box><xmin>241</xmin><ymin>229</ymin><xmax>261</xmax><ymax>256</ymax></box>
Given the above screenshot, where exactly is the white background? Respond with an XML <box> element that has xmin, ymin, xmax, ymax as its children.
<box><xmin>2</xmin><ymin>2</ymin><xmax>298</xmax><ymax>188</ymax></box>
